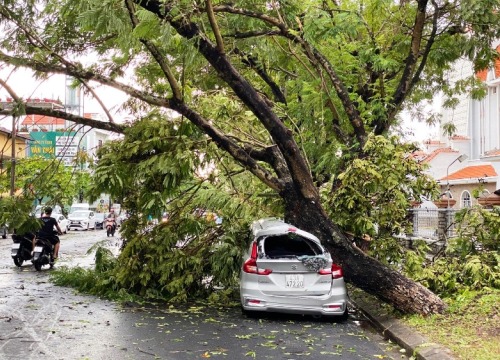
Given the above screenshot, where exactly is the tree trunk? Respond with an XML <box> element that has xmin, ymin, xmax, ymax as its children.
<box><xmin>282</xmin><ymin>191</ymin><xmax>446</xmax><ymax>315</ymax></box>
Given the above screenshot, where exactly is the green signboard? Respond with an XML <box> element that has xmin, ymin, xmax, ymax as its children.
<box><xmin>29</xmin><ymin>131</ymin><xmax>81</xmax><ymax>165</ymax></box>
<box><xmin>29</xmin><ymin>132</ymin><xmax>56</xmax><ymax>158</ymax></box>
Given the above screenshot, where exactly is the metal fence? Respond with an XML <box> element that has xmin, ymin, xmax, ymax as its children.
<box><xmin>409</xmin><ymin>208</ymin><xmax>457</xmax><ymax>240</ymax></box>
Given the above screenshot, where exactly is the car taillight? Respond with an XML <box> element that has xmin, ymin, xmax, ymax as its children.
<box><xmin>318</xmin><ymin>264</ymin><xmax>343</xmax><ymax>279</ymax></box>
<box><xmin>242</xmin><ymin>242</ymin><xmax>272</xmax><ymax>275</ymax></box>
<box><xmin>242</xmin><ymin>258</ymin><xmax>273</xmax><ymax>275</ymax></box>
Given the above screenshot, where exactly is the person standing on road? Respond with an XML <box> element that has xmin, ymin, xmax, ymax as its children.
<box><xmin>35</xmin><ymin>207</ymin><xmax>63</xmax><ymax>260</ymax></box>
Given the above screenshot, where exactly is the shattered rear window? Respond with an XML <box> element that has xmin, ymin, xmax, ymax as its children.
<box><xmin>259</xmin><ymin>233</ymin><xmax>323</xmax><ymax>259</ymax></box>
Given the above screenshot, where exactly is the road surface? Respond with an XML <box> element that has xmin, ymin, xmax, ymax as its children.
<box><xmin>0</xmin><ymin>229</ymin><xmax>408</xmax><ymax>359</ymax></box>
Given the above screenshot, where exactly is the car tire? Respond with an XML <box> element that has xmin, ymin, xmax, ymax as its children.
<box><xmin>241</xmin><ymin>307</ymin><xmax>262</xmax><ymax>319</ymax></box>
<box><xmin>327</xmin><ymin>308</ymin><xmax>349</xmax><ymax>322</ymax></box>
<box><xmin>339</xmin><ymin>307</ymin><xmax>349</xmax><ymax>322</ymax></box>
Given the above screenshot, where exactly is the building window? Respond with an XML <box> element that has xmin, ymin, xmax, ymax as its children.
<box><xmin>98</xmin><ymin>140</ymin><xmax>103</xmax><ymax>148</ymax></box>
<box><xmin>461</xmin><ymin>191</ymin><xmax>471</xmax><ymax>208</ymax></box>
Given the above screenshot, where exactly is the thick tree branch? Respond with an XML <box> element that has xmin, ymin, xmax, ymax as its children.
<box><xmin>206</xmin><ymin>0</ymin><xmax>224</xmax><ymax>53</ymax></box>
<box><xmin>167</xmin><ymin>99</ymin><xmax>284</xmax><ymax>191</ymax></box>
<box><xmin>133</xmin><ymin>0</ymin><xmax>319</xmax><ymax>201</ymax></box>
<box><xmin>7</xmin><ymin>106</ymin><xmax>126</xmax><ymax>133</ymax></box>
<box><xmin>124</xmin><ymin>0</ymin><xmax>182</xmax><ymax>101</ymax></box>
<box><xmin>227</xmin><ymin>30</ymin><xmax>281</xmax><ymax>39</ymax></box>
<box><xmin>384</xmin><ymin>0</ymin><xmax>429</xmax><ymax>133</ymax></box>
<box><xmin>0</xmin><ymin>52</ymin><xmax>282</xmax><ymax>189</ymax></box>
<box><xmin>232</xmin><ymin>48</ymin><xmax>287</xmax><ymax>104</ymax></box>
<box><xmin>213</xmin><ymin>4</ymin><xmax>367</xmax><ymax>147</ymax></box>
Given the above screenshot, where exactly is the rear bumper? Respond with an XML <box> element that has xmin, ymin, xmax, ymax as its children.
<box><xmin>240</xmin><ymin>281</ymin><xmax>347</xmax><ymax>316</ymax></box>
<box><xmin>68</xmin><ymin>222</ymin><xmax>87</xmax><ymax>230</ymax></box>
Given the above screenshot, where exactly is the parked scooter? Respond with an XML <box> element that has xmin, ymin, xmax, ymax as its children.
<box><xmin>11</xmin><ymin>233</ymin><xmax>35</xmax><ymax>267</ymax></box>
<box><xmin>31</xmin><ymin>232</ymin><xmax>58</xmax><ymax>271</ymax></box>
<box><xmin>106</xmin><ymin>218</ymin><xmax>115</xmax><ymax>237</ymax></box>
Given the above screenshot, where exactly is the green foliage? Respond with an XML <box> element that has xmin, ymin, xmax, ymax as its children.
<box><xmin>0</xmin><ymin>196</ymin><xmax>41</xmax><ymax>234</ymax></box>
<box><xmin>0</xmin><ymin>156</ymin><xmax>88</xmax><ymax>208</ymax></box>
<box><xmin>325</xmin><ymin>135</ymin><xmax>438</xmax><ymax>241</ymax></box>
<box><xmin>81</xmin><ymin>116</ymin><xmax>282</xmax><ymax>303</ymax></box>
<box><xmin>110</xmin><ymin>199</ymin><xmax>257</xmax><ymax>303</ymax></box>
<box><xmin>3</xmin><ymin>0</ymin><xmax>499</xmax><ymax>309</ymax></box>
<box><xmin>0</xmin><ymin>156</ymin><xmax>91</xmax><ymax>232</ymax></box>
<box><xmin>407</xmin><ymin>206</ymin><xmax>500</xmax><ymax>298</ymax></box>
<box><xmin>454</xmin><ymin>205</ymin><xmax>500</xmax><ymax>253</ymax></box>
<box><xmin>50</xmin><ymin>242</ymin><xmax>136</xmax><ymax>301</ymax></box>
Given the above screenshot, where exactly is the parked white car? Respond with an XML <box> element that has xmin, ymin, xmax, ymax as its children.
<box><xmin>240</xmin><ymin>218</ymin><xmax>348</xmax><ymax>320</ymax></box>
<box><xmin>54</xmin><ymin>214</ymin><xmax>69</xmax><ymax>234</ymax></box>
<box><xmin>68</xmin><ymin>210</ymin><xmax>96</xmax><ymax>231</ymax></box>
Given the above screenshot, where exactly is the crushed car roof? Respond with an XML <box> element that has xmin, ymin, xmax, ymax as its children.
<box><xmin>251</xmin><ymin>218</ymin><xmax>321</xmax><ymax>244</ymax></box>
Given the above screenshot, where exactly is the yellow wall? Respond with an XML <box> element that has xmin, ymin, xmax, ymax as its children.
<box><xmin>0</xmin><ymin>131</ymin><xmax>28</xmax><ymax>160</ymax></box>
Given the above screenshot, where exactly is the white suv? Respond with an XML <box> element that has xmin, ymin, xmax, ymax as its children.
<box><xmin>240</xmin><ymin>218</ymin><xmax>348</xmax><ymax>320</ymax></box>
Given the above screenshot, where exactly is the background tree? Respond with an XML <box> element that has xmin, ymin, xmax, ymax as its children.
<box><xmin>0</xmin><ymin>0</ymin><xmax>499</xmax><ymax>314</ymax></box>
<box><xmin>0</xmin><ymin>156</ymin><xmax>90</xmax><ymax>208</ymax></box>
<box><xmin>0</xmin><ymin>156</ymin><xmax>89</xmax><ymax>233</ymax></box>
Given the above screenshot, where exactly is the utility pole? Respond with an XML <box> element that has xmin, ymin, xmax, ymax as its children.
<box><xmin>10</xmin><ymin>114</ymin><xmax>16</xmax><ymax>196</ymax></box>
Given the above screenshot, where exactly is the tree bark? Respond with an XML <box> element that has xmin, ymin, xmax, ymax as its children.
<box><xmin>282</xmin><ymin>188</ymin><xmax>446</xmax><ymax>315</ymax></box>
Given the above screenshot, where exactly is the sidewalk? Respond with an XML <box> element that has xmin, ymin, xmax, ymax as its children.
<box><xmin>349</xmin><ymin>291</ymin><xmax>456</xmax><ymax>360</ymax></box>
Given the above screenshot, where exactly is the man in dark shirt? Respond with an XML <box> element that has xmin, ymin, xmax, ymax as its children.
<box><xmin>35</xmin><ymin>207</ymin><xmax>63</xmax><ymax>260</ymax></box>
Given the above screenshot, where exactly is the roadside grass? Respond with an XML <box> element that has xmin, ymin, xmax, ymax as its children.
<box><xmin>401</xmin><ymin>288</ymin><xmax>499</xmax><ymax>360</ymax></box>
<box><xmin>349</xmin><ymin>287</ymin><xmax>499</xmax><ymax>360</ymax></box>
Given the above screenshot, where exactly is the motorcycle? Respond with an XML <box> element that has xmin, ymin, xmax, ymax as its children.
<box><xmin>11</xmin><ymin>233</ymin><xmax>34</xmax><ymax>267</ymax></box>
<box><xmin>106</xmin><ymin>218</ymin><xmax>115</xmax><ymax>237</ymax></box>
<box><xmin>32</xmin><ymin>233</ymin><xmax>58</xmax><ymax>271</ymax></box>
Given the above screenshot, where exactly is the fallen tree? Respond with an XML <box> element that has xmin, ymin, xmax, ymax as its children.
<box><xmin>1</xmin><ymin>0</ymin><xmax>498</xmax><ymax>314</ymax></box>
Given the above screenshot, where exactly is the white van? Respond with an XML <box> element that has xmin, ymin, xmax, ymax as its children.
<box><xmin>34</xmin><ymin>205</ymin><xmax>62</xmax><ymax>217</ymax></box>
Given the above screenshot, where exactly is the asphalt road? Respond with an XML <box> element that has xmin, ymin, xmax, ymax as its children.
<box><xmin>0</xmin><ymin>229</ymin><xmax>408</xmax><ymax>360</ymax></box>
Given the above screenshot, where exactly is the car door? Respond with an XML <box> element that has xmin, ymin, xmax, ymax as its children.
<box><xmin>255</xmin><ymin>233</ymin><xmax>333</xmax><ymax>296</ymax></box>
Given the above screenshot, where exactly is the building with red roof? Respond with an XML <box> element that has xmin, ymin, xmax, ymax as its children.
<box><xmin>420</xmin><ymin>40</ymin><xmax>500</xmax><ymax>208</ymax></box>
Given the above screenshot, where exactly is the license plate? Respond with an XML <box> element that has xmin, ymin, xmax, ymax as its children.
<box><xmin>11</xmin><ymin>243</ymin><xmax>20</xmax><ymax>250</ymax></box>
<box><xmin>71</xmin><ymin>221</ymin><xmax>79</xmax><ymax>224</ymax></box>
<box><xmin>34</xmin><ymin>246</ymin><xmax>43</xmax><ymax>252</ymax></box>
<box><xmin>285</xmin><ymin>274</ymin><xmax>304</xmax><ymax>288</ymax></box>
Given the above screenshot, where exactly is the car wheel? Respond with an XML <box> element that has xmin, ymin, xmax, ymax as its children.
<box><xmin>339</xmin><ymin>307</ymin><xmax>349</xmax><ymax>322</ymax></box>
<box><xmin>241</xmin><ymin>307</ymin><xmax>262</xmax><ymax>319</ymax></box>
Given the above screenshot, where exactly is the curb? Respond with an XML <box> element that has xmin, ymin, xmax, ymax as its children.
<box><xmin>349</xmin><ymin>294</ymin><xmax>456</xmax><ymax>360</ymax></box>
